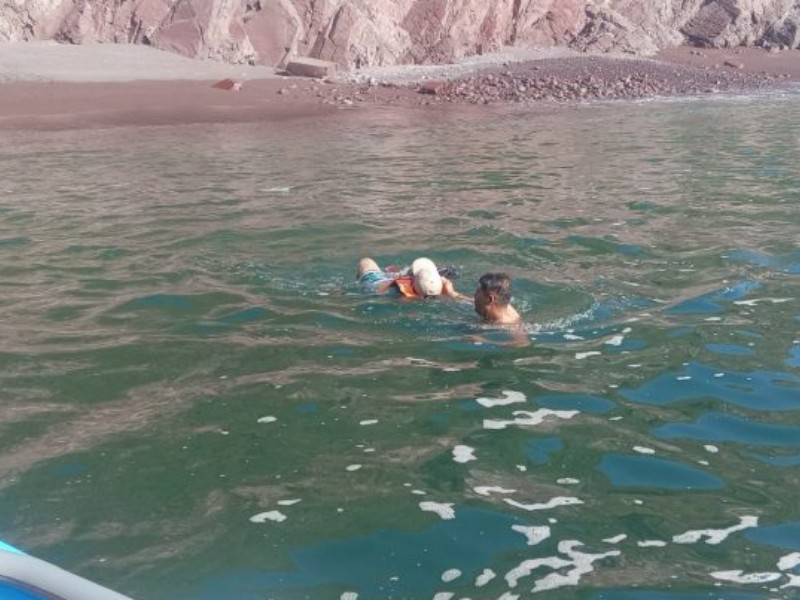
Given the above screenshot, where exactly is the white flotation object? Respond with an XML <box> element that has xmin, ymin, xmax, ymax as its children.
<box><xmin>0</xmin><ymin>539</ymin><xmax>132</xmax><ymax>600</ymax></box>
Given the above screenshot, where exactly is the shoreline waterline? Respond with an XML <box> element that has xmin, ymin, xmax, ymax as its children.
<box><xmin>1</xmin><ymin>43</ymin><xmax>799</xmax><ymax>131</ymax></box>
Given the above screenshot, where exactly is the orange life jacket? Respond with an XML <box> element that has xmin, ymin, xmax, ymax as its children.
<box><xmin>377</xmin><ymin>275</ymin><xmax>421</xmax><ymax>298</ymax></box>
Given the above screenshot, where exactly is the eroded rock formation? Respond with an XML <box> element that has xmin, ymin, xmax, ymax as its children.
<box><xmin>1</xmin><ymin>0</ymin><xmax>799</xmax><ymax>69</ymax></box>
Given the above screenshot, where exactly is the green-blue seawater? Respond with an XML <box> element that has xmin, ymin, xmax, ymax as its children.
<box><xmin>1</xmin><ymin>91</ymin><xmax>799</xmax><ymax>600</ymax></box>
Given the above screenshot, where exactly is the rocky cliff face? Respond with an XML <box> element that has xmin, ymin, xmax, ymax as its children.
<box><xmin>2</xmin><ymin>0</ymin><xmax>799</xmax><ymax>69</ymax></box>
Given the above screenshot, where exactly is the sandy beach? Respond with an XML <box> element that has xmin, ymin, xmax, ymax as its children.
<box><xmin>0</xmin><ymin>42</ymin><xmax>798</xmax><ymax>131</ymax></box>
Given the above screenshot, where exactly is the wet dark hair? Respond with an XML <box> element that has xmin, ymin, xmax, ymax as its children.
<box><xmin>478</xmin><ymin>272</ymin><xmax>512</xmax><ymax>305</ymax></box>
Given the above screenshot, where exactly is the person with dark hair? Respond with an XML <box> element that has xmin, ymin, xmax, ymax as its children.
<box><xmin>442</xmin><ymin>271</ymin><xmax>521</xmax><ymax>324</ymax></box>
<box><xmin>359</xmin><ymin>259</ymin><xmax>524</xmax><ymax>335</ymax></box>
<box><xmin>442</xmin><ymin>271</ymin><xmax>527</xmax><ymax>346</ymax></box>
<box><xmin>472</xmin><ymin>272</ymin><xmax>522</xmax><ymax>325</ymax></box>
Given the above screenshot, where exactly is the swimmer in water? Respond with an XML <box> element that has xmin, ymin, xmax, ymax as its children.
<box><xmin>442</xmin><ymin>272</ymin><xmax>522</xmax><ymax>325</ymax></box>
<box><xmin>445</xmin><ymin>271</ymin><xmax>528</xmax><ymax>346</ymax></box>
<box><xmin>357</xmin><ymin>256</ymin><xmax>461</xmax><ymax>299</ymax></box>
<box><xmin>358</xmin><ymin>259</ymin><xmax>527</xmax><ymax>344</ymax></box>
<box><xmin>471</xmin><ymin>272</ymin><xmax>522</xmax><ymax>325</ymax></box>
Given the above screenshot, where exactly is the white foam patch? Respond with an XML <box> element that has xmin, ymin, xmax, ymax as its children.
<box><xmin>475</xmin><ymin>568</ymin><xmax>496</xmax><ymax>587</ymax></box>
<box><xmin>713</xmin><ymin>372</ymin><xmax>725</xmax><ymax>377</ymax></box>
<box><xmin>512</xmin><ymin>525</ymin><xmax>551</xmax><ymax>546</ymax></box>
<box><xmin>506</xmin><ymin>556</ymin><xmax>571</xmax><ymax>588</ymax></box>
<box><xmin>557</xmin><ymin>478</ymin><xmax>580</xmax><ymax>485</ymax></box>
<box><xmin>637</xmin><ymin>540</ymin><xmax>667</xmax><ymax>547</ymax></box>
<box><xmin>340</xmin><ymin>593</ymin><xmax>358</xmax><ymax>600</ymax></box>
<box><xmin>711</xmin><ymin>570</ymin><xmax>782</xmax><ymax>584</ymax></box>
<box><xmin>277</xmin><ymin>498</ymin><xmax>301</xmax><ymax>506</ymax></box>
<box><xmin>633</xmin><ymin>446</ymin><xmax>655</xmax><ymax>454</ymax></box>
<box><xmin>406</xmin><ymin>356</ymin><xmax>436</xmax><ymax>366</ymax></box>
<box><xmin>484</xmin><ymin>409</ymin><xmax>579</xmax><ymax>430</ymax></box>
<box><xmin>411</xmin><ymin>489</ymin><xmax>426</xmax><ymax>495</ymax></box>
<box><xmin>603</xmin><ymin>534</ymin><xmax>627</xmax><ymax>544</ymax></box>
<box><xmin>532</xmin><ymin>559</ymin><xmax>616</xmax><ymax>592</ymax></box>
<box><xmin>359</xmin><ymin>419</ymin><xmax>378</xmax><ymax>425</ymax></box>
<box><xmin>782</xmin><ymin>574</ymin><xmax>800</xmax><ymax>588</ymax></box>
<box><xmin>575</xmin><ymin>351</ymin><xmax>602</xmax><ymax>360</ymax></box>
<box><xmin>476</xmin><ymin>390</ymin><xmax>526</xmax><ymax>408</ymax></box>
<box><xmin>673</xmin><ymin>516</ymin><xmax>758</xmax><ymax>545</ymax></box>
<box><xmin>733</xmin><ymin>297</ymin><xmax>793</xmax><ymax>306</ymax></box>
<box><xmin>778</xmin><ymin>552</ymin><xmax>800</xmax><ymax>571</ymax></box>
<box><xmin>605</xmin><ymin>335</ymin><xmax>625</xmax><ymax>346</ymax></box>
<box><xmin>474</xmin><ymin>486</ymin><xmax>516</xmax><ymax>496</ymax></box>
<box><xmin>420</xmin><ymin>501</ymin><xmax>455</xmax><ymax>520</ymax></box>
<box><xmin>249</xmin><ymin>511</ymin><xmax>287</xmax><ymax>523</ymax></box>
<box><xmin>704</xmin><ymin>445</ymin><xmax>720</xmax><ymax>453</ymax></box>
<box><xmin>705</xmin><ymin>316</ymin><xmax>722</xmax><ymax>321</ymax></box>
<box><xmin>504</xmin><ymin>496</ymin><xmax>584</xmax><ymax>511</ymax></box>
<box><xmin>676</xmin><ymin>376</ymin><xmax>692</xmax><ymax>381</ymax></box>
<box><xmin>346</xmin><ymin>464</ymin><xmax>362</xmax><ymax>471</ymax></box>
<box><xmin>257</xmin><ymin>416</ymin><xmax>277</xmax><ymax>424</ymax></box>
<box><xmin>432</xmin><ymin>593</ymin><xmax>454</xmax><ymax>600</ymax></box>
<box><xmin>505</xmin><ymin>540</ymin><xmax>620</xmax><ymax>591</ymax></box>
<box><xmin>441</xmin><ymin>568</ymin><xmax>461</xmax><ymax>583</ymax></box>
<box><xmin>453</xmin><ymin>445</ymin><xmax>477</xmax><ymax>463</ymax></box>
<box><xmin>563</xmin><ymin>333</ymin><xmax>585</xmax><ymax>341</ymax></box>
<box><xmin>496</xmin><ymin>593</ymin><xmax>520</xmax><ymax>600</ymax></box>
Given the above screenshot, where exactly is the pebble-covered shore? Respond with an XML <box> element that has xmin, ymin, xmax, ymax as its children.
<box><xmin>331</xmin><ymin>55</ymin><xmax>791</xmax><ymax>108</ymax></box>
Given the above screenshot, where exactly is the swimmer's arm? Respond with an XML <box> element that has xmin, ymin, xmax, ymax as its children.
<box><xmin>466</xmin><ymin>324</ymin><xmax>530</xmax><ymax>348</ymax></box>
<box><xmin>441</xmin><ymin>277</ymin><xmax>467</xmax><ymax>300</ymax></box>
<box><xmin>494</xmin><ymin>323</ymin><xmax>531</xmax><ymax>348</ymax></box>
<box><xmin>508</xmin><ymin>325</ymin><xmax>531</xmax><ymax>348</ymax></box>
<box><xmin>505</xmin><ymin>310</ymin><xmax>530</xmax><ymax>347</ymax></box>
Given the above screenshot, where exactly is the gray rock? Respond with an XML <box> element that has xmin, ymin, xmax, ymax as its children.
<box><xmin>285</xmin><ymin>58</ymin><xmax>337</xmax><ymax>79</ymax></box>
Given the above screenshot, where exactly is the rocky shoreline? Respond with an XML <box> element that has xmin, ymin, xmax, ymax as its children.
<box><xmin>0</xmin><ymin>44</ymin><xmax>798</xmax><ymax>131</ymax></box>
<box><xmin>323</xmin><ymin>50</ymin><xmax>797</xmax><ymax>109</ymax></box>
<box><xmin>410</xmin><ymin>56</ymin><xmax>784</xmax><ymax>104</ymax></box>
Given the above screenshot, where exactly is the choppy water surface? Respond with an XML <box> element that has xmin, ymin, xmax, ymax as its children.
<box><xmin>0</xmin><ymin>94</ymin><xmax>799</xmax><ymax>600</ymax></box>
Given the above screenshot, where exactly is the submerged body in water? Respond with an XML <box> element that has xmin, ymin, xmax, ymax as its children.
<box><xmin>356</xmin><ymin>256</ymin><xmax>458</xmax><ymax>298</ymax></box>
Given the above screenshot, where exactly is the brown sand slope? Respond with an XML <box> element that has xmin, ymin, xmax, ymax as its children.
<box><xmin>1</xmin><ymin>43</ymin><xmax>797</xmax><ymax>131</ymax></box>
